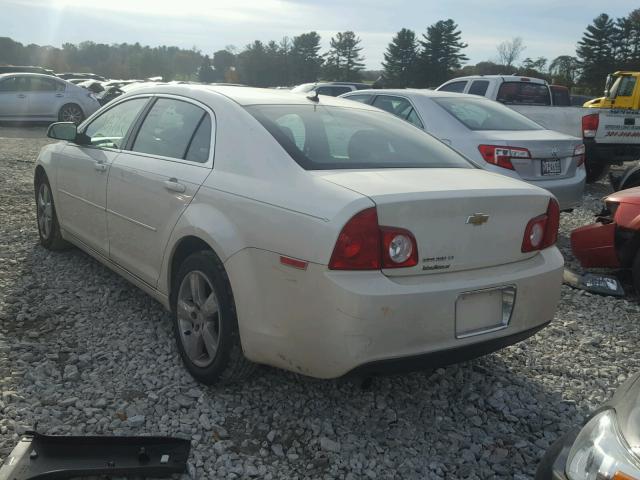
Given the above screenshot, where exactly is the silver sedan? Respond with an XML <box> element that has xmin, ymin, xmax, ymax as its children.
<box><xmin>0</xmin><ymin>73</ymin><xmax>100</xmax><ymax>124</ymax></box>
<box><xmin>341</xmin><ymin>89</ymin><xmax>586</xmax><ymax>210</ymax></box>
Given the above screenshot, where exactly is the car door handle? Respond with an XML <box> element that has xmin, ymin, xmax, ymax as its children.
<box><xmin>55</xmin><ymin>93</ymin><xmax>64</xmax><ymax>97</ymax></box>
<box><xmin>94</xmin><ymin>161</ymin><xmax>108</xmax><ymax>172</ymax></box>
<box><xmin>164</xmin><ymin>178</ymin><xmax>186</xmax><ymax>193</ymax></box>
<box><xmin>17</xmin><ymin>94</ymin><xmax>26</xmax><ymax>99</ymax></box>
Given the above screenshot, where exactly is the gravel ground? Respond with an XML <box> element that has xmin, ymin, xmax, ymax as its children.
<box><xmin>1</xmin><ymin>124</ymin><xmax>639</xmax><ymax>480</ymax></box>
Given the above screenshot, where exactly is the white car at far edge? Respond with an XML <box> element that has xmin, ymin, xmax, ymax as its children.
<box><xmin>341</xmin><ymin>89</ymin><xmax>586</xmax><ymax>210</ymax></box>
<box><xmin>35</xmin><ymin>85</ymin><xmax>564</xmax><ymax>384</ymax></box>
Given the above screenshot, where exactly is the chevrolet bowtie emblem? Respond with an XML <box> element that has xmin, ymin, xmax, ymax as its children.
<box><xmin>466</xmin><ymin>213</ymin><xmax>490</xmax><ymax>226</ymax></box>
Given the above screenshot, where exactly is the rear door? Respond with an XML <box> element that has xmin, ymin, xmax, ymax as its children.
<box><xmin>106</xmin><ymin>96</ymin><xmax>213</xmax><ymax>287</ymax></box>
<box><xmin>27</xmin><ymin>76</ymin><xmax>66</xmax><ymax>117</ymax></box>
<box><xmin>56</xmin><ymin>97</ymin><xmax>150</xmax><ymax>255</ymax></box>
<box><xmin>0</xmin><ymin>76</ymin><xmax>30</xmax><ymax>118</ymax></box>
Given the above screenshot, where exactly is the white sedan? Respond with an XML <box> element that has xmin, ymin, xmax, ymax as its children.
<box><xmin>341</xmin><ymin>89</ymin><xmax>586</xmax><ymax>210</ymax></box>
<box><xmin>35</xmin><ymin>85</ymin><xmax>564</xmax><ymax>384</ymax></box>
<box><xmin>0</xmin><ymin>73</ymin><xmax>100</xmax><ymax>124</ymax></box>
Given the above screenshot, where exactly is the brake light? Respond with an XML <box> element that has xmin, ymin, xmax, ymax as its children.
<box><xmin>574</xmin><ymin>144</ymin><xmax>585</xmax><ymax>167</ymax></box>
<box><xmin>582</xmin><ymin>113</ymin><xmax>599</xmax><ymax>138</ymax></box>
<box><xmin>478</xmin><ymin>145</ymin><xmax>531</xmax><ymax>170</ymax></box>
<box><xmin>521</xmin><ymin>198</ymin><xmax>560</xmax><ymax>252</ymax></box>
<box><xmin>329</xmin><ymin>208</ymin><xmax>418</xmax><ymax>270</ymax></box>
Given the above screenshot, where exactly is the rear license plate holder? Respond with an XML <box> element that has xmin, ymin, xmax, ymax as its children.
<box><xmin>541</xmin><ymin>158</ymin><xmax>562</xmax><ymax>176</ymax></box>
<box><xmin>455</xmin><ymin>286</ymin><xmax>516</xmax><ymax>339</ymax></box>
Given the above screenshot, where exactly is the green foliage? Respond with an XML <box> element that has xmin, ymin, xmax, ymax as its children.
<box><xmin>323</xmin><ymin>31</ymin><xmax>365</xmax><ymax>82</ymax></box>
<box><xmin>577</xmin><ymin>13</ymin><xmax>617</xmax><ymax>93</ymax></box>
<box><xmin>198</xmin><ymin>55</ymin><xmax>216</xmax><ymax>83</ymax></box>
<box><xmin>418</xmin><ymin>19</ymin><xmax>468</xmax><ymax>87</ymax></box>
<box><xmin>382</xmin><ymin>28</ymin><xmax>418</xmax><ymax>88</ymax></box>
<box><xmin>549</xmin><ymin>55</ymin><xmax>580</xmax><ymax>87</ymax></box>
<box><xmin>290</xmin><ymin>32</ymin><xmax>324</xmax><ymax>84</ymax></box>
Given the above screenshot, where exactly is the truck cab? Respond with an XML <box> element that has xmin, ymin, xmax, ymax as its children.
<box><xmin>584</xmin><ymin>71</ymin><xmax>640</xmax><ymax>110</ymax></box>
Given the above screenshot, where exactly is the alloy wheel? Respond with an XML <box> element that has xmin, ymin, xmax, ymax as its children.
<box><xmin>37</xmin><ymin>183</ymin><xmax>53</xmax><ymax>240</ymax></box>
<box><xmin>176</xmin><ymin>271</ymin><xmax>221</xmax><ymax>368</ymax></box>
<box><xmin>60</xmin><ymin>105</ymin><xmax>83</xmax><ymax>124</ymax></box>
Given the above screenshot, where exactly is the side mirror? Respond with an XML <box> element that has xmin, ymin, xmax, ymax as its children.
<box><xmin>47</xmin><ymin>122</ymin><xmax>77</xmax><ymax>141</ymax></box>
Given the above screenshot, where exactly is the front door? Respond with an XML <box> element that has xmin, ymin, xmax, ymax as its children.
<box><xmin>0</xmin><ymin>76</ymin><xmax>30</xmax><ymax>118</ymax></box>
<box><xmin>106</xmin><ymin>97</ymin><xmax>213</xmax><ymax>287</ymax></box>
<box><xmin>56</xmin><ymin>97</ymin><xmax>150</xmax><ymax>255</ymax></box>
<box><xmin>28</xmin><ymin>76</ymin><xmax>66</xmax><ymax>117</ymax></box>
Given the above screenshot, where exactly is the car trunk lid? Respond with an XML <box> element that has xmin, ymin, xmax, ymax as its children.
<box><xmin>317</xmin><ymin>168</ymin><xmax>552</xmax><ymax>276</ymax></box>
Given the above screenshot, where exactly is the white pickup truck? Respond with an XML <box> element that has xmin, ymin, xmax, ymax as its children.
<box><xmin>436</xmin><ymin>75</ymin><xmax>640</xmax><ymax>182</ymax></box>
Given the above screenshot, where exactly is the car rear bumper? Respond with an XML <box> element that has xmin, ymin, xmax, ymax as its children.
<box><xmin>528</xmin><ymin>168</ymin><xmax>586</xmax><ymax>211</ymax></box>
<box><xmin>570</xmin><ymin>222</ymin><xmax>620</xmax><ymax>268</ymax></box>
<box><xmin>227</xmin><ymin>247</ymin><xmax>564</xmax><ymax>378</ymax></box>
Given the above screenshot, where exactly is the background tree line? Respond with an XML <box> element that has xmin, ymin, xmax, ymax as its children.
<box><xmin>0</xmin><ymin>7</ymin><xmax>639</xmax><ymax>94</ymax></box>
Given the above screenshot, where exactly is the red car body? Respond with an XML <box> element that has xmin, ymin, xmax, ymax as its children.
<box><xmin>571</xmin><ymin>187</ymin><xmax>640</xmax><ymax>291</ymax></box>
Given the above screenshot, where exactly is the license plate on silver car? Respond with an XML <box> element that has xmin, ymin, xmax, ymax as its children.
<box><xmin>541</xmin><ymin>158</ymin><xmax>562</xmax><ymax>176</ymax></box>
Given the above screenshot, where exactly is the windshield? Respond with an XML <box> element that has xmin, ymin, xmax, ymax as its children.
<box><xmin>433</xmin><ymin>97</ymin><xmax>544</xmax><ymax>131</ymax></box>
<box><xmin>246</xmin><ymin>104</ymin><xmax>473</xmax><ymax>170</ymax></box>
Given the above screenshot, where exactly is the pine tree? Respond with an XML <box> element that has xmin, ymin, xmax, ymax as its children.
<box><xmin>418</xmin><ymin>19</ymin><xmax>468</xmax><ymax>87</ymax></box>
<box><xmin>382</xmin><ymin>28</ymin><xmax>418</xmax><ymax>88</ymax></box>
<box><xmin>577</xmin><ymin>13</ymin><xmax>617</xmax><ymax>93</ymax></box>
<box><xmin>198</xmin><ymin>55</ymin><xmax>216</xmax><ymax>83</ymax></box>
<box><xmin>615</xmin><ymin>9</ymin><xmax>640</xmax><ymax>70</ymax></box>
<box><xmin>323</xmin><ymin>31</ymin><xmax>365</xmax><ymax>82</ymax></box>
<box><xmin>290</xmin><ymin>32</ymin><xmax>323</xmax><ymax>84</ymax></box>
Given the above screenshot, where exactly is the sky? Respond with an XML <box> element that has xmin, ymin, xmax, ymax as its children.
<box><xmin>1</xmin><ymin>0</ymin><xmax>636</xmax><ymax>69</ymax></box>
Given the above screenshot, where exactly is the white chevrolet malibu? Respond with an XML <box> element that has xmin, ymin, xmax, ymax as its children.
<box><xmin>34</xmin><ymin>85</ymin><xmax>564</xmax><ymax>384</ymax></box>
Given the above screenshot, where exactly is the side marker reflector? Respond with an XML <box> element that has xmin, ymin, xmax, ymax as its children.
<box><xmin>280</xmin><ymin>256</ymin><xmax>308</xmax><ymax>270</ymax></box>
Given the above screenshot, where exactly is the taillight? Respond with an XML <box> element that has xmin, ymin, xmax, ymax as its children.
<box><xmin>521</xmin><ymin>198</ymin><xmax>560</xmax><ymax>252</ymax></box>
<box><xmin>329</xmin><ymin>208</ymin><xmax>418</xmax><ymax>270</ymax></box>
<box><xmin>380</xmin><ymin>227</ymin><xmax>418</xmax><ymax>268</ymax></box>
<box><xmin>574</xmin><ymin>144</ymin><xmax>585</xmax><ymax>167</ymax></box>
<box><xmin>582</xmin><ymin>113</ymin><xmax>599</xmax><ymax>138</ymax></box>
<box><xmin>478</xmin><ymin>145</ymin><xmax>531</xmax><ymax>170</ymax></box>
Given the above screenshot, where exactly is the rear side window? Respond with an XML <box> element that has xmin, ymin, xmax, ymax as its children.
<box><xmin>343</xmin><ymin>94</ymin><xmax>372</xmax><ymax>104</ymax></box>
<box><xmin>246</xmin><ymin>104</ymin><xmax>471</xmax><ymax>170</ymax></box>
<box><xmin>468</xmin><ymin>80</ymin><xmax>489</xmax><ymax>96</ymax></box>
<box><xmin>372</xmin><ymin>95</ymin><xmax>423</xmax><ymax>128</ymax></box>
<box><xmin>433</xmin><ymin>97</ymin><xmax>543</xmax><ymax>131</ymax></box>
<box><xmin>496</xmin><ymin>82</ymin><xmax>551</xmax><ymax>105</ymax></box>
<box><xmin>316</xmin><ymin>86</ymin><xmax>352</xmax><ymax>96</ymax></box>
<box><xmin>438</xmin><ymin>81</ymin><xmax>467</xmax><ymax>93</ymax></box>
<box><xmin>185</xmin><ymin>115</ymin><xmax>212</xmax><ymax>163</ymax></box>
<box><xmin>30</xmin><ymin>77</ymin><xmax>65</xmax><ymax>92</ymax></box>
<box><xmin>132</xmin><ymin>99</ymin><xmax>208</xmax><ymax>160</ymax></box>
<box><xmin>84</xmin><ymin>97</ymin><xmax>148</xmax><ymax>149</ymax></box>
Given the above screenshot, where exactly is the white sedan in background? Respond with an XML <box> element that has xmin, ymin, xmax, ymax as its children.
<box><xmin>35</xmin><ymin>85</ymin><xmax>563</xmax><ymax>384</ymax></box>
<box><xmin>0</xmin><ymin>73</ymin><xmax>100</xmax><ymax>124</ymax></box>
<box><xmin>341</xmin><ymin>89</ymin><xmax>586</xmax><ymax>210</ymax></box>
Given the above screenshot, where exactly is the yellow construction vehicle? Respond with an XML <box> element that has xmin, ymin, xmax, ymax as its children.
<box><xmin>584</xmin><ymin>71</ymin><xmax>640</xmax><ymax>110</ymax></box>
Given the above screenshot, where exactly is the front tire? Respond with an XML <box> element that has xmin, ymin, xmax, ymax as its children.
<box><xmin>58</xmin><ymin>103</ymin><xmax>85</xmax><ymax>124</ymax></box>
<box><xmin>35</xmin><ymin>175</ymin><xmax>68</xmax><ymax>250</ymax></box>
<box><xmin>171</xmin><ymin>251</ymin><xmax>255</xmax><ymax>385</ymax></box>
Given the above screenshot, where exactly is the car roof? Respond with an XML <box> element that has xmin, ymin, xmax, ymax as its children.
<box><xmin>121</xmin><ymin>83</ymin><xmax>382</xmax><ymax>109</ymax></box>
<box><xmin>442</xmin><ymin>75</ymin><xmax>547</xmax><ymax>85</ymax></box>
<box><xmin>342</xmin><ymin>88</ymin><xmax>490</xmax><ymax>100</ymax></box>
<box><xmin>0</xmin><ymin>72</ymin><xmax>63</xmax><ymax>80</ymax></box>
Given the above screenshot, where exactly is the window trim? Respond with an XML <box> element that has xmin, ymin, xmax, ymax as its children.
<box><xmin>371</xmin><ymin>94</ymin><xmax>425</xmax><ymax>130</ymax></box>
<box><xmin>126</xmin><ymin>94</ymin><xmax>216</xmax><ymax>168</ymax></box>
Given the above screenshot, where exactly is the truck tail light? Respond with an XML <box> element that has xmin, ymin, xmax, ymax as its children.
<box><xmin>582</xmin><ymin>113</ymin><xmax>599</xmax><ymax>138</ymax></box>
<box><xmin>574</xmin><ymin>144</ymin><xmax>586</xmax><ymax>167</ymax></box>
<box><xmin>521</xmin><ymin>198</ymin><xmax>560</xmax><ymax>252</ymax></box>
<box><xmin>478</xmin><ymin>145</ymin><xmax>531</xmax><ymax>170</ymax></box>
<box><xmin>329</xmin><ymin>208</ymin><xmax>418</xmax><ymax>270</ymax></box>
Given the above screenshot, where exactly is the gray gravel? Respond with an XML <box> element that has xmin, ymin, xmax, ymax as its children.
<box><xmin>1</xmin><ymin>125</ymin><xmax>639</xmax><ymax>479</ymax></box>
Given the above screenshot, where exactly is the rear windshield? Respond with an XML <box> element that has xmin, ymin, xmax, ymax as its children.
<box><xmin>496</xmin><ymin>81</ymin><xmax>551</xmax><ymax>105</ymax></box>
<box><xmin>433</xmin><ymin>97</ymin><xmax>544</xmax><ymax>131</ymax></box>
<box><xmin>246</xmin><ymin>105</ymin><xmax>472</xmax><ymax>170</ymax></box>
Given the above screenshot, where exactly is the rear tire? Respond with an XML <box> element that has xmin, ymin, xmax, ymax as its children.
<box><xmin>58</xmin><ymin>103</ymin><xmax>85</xmax><ymax>124</ymax></box>
<box><xmin>35</xmin><ymin>175</ymin><xmax>68</xmax><ymax>251</ymax></box>
<box><xmin>170</xmin><ymin>251</ymin><xmax>255</xmax><ymax>385</ymax></box>
<box><xmin>585</xmin><ymin>160</ymin><xmax>609</xmax><ymax>183</ymax></box>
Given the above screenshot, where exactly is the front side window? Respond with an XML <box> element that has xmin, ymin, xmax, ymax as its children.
<box><xmin>0</xmin><ymin>76</ymin><xmax>30</xmax><ymax>92</ymax></box>
<box><xmin>247</xmin><ymin>104</ymin><xmax>471</xmax><ymax>170</ymax></box>
<box><xmin>496</xmin><ymin>81</ymin><xmax>551</xmax><ymax>105</ymax></box>
<box><xmin>132</xmin><ymin>98</ymin><xmax>208</xmax><ymax>160</ymax></box>
<box><xmin>83</xmin><ymin>97</ymin><xmax>148</xmax><ymax>149</ymax></box>
<box><xmin>468</xmin><ymin>80</ymin><xmax>489</xmax><ymax>96</ymax></box>
<box><xmin>612</xmin><ymin>76</ymin><xmax>637</xmax><ymax>98</ymax></box>
<box><xmin>184</xmin><ymin>115</ymin><xmax>212</xmax><ymax>163</ymax></box>
<box><xmin>434</xmin><ymin>97</ymin><xmax>543</xmax><ymax>131</ymax></box>
<box><xmin>438</xmin><ymin>81</ymin><xmax>467</xmax><ymax>93</ymax></box>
